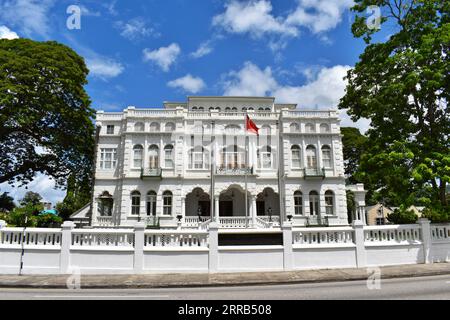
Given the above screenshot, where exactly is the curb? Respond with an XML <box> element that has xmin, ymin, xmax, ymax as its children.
<box><xmin>0</xmin><ymin>264</ymin><xmax>449</xmax><ymax>289</ymax></box>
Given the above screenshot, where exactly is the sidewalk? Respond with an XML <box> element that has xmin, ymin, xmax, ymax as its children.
<box><xmin>0</xmin><ymin>263</ymin><xmax>448</xmax><ymax>289</ymax></box>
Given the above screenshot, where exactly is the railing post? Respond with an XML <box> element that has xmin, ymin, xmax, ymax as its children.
<box><xmin>134</xmin><ymin>222</ymin><xmax>146</xmax><ymax>273</ymax></box>
<box><xmin>352</xmin><ymin>220</ymin><xmax>367</xmax><ymax>268</ymax></box>
<box><xmin>0</xmin><ymin>220</ymin><xmax>6</xmax><ymax>229</ymax></box>
<box><xmin>282</xmin><ymin>222</ymin><xmax>293</xmax><ymax>271</ymax></box>
<box><xmin>60</xmin><ymin>221</ymin><xmax>75</xmax><ymax>274</ymax></box>
<box><xmin>208</xmin><ymin>222</ymin><xmax>219</xmax><ymax>273</ymax></box>
<box><xmin>418</xmin><ymin>218</ymin><xmax>431</xmax><ymax>264</ymax></box>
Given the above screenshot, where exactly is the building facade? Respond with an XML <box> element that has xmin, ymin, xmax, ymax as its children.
<box><xmin>91</xmin><ymin>96</ymin><xmax>364</xmax><ymax>229</ymax></box>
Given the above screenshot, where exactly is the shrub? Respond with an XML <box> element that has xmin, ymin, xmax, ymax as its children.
<box><xmin>422</xmin><ymin>206</ymin><xmax>449</xmax><ymax>223</ymax></box>
<box><xmin>36</xmin><ymin>214</ymin><xmax>63</xmax><ymax>228</ymax></box>
<box><xmin>387</xmin><ymin>205</ymin><xmax>418</xmax><ymax>224</ymax></box>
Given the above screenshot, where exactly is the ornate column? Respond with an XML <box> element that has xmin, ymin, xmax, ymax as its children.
<box><xmin>251</xmin><ymin>195</ymin><xmax>257</xmax><ymax>227</ymax></box>
<box><xmin>181</xmin><ymin>196</ymin><xmax>186</xmax><ymax>223</ymax></box>
<box><xmin>214</xmin><ymin>195</ymin><xmax>220</xmax><ymax>222</ymax></box>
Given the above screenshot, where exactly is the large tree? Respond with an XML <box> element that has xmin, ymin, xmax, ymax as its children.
<box><xmin>340</xmin><ymin>0</ymin><xmax>449</xmax><ymax>210</ymax></box>
<box><xmin>341</xmin><ymin>127</ymin><xmax>368</xmax><ymax>184</ymax></box>
<box><xmin>0</xmin><ymin>39</ymin><xmax>95</xmax><ymax>189</ymax></box>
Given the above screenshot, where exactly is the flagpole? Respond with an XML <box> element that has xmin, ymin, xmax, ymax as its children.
<box><xmin>244</xmin><ymin>113</ymin><xmax>249</xmax><ymax>228</ymax></box>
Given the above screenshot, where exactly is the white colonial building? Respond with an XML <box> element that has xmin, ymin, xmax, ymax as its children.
<box><xmin>86</xmin><ymin>96</ymin><xmax>366</xmax><ymax>229</ymax></box>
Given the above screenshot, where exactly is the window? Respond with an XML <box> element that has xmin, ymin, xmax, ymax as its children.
<box><xmin>98</xmin><ymin>191</ymin><xmax>113</xmax><ymax>216</ymax></box>
<box><xmin>242</xmin><ymin>107</ymin><xmax>247</xmax><ymax>112</ymax></box>
<box><xmin>291</xmin><ymin>145</ymin><xmax>301</xmax><ymax>168</ymax></box>
<box><xmin>305</xmin><ymin>123</ymin><xmax>315</xmax><ymax>133</ymax></box>
<box><xmin>325</xmin><ymin>190</ymin><xmax>334</xmax><ymax>215</ymax></box>
<box><xmin>150</xmin><ymin>122</ymin><xmax>160</xmax><ymax>132</ymax></box>
<box><xmin>189</xmin><ymin>147</ymin><xmax>209</xmax><ymax>169</ymax></box>
<box><xmin>232</xmin><ymin>107</ymin><xmax>237</xmax><ymax>111</ymax></box>
<box><xmin>320</xmin><ymin>123</ymin><xmax>330</xmax><ymax>133</ymax></box>
<box><xmin>146</xmin><ymin>191</ymin><xmax>157</xmax><ymax>216</ymax></box>
<box><xmin>265</xmin><ymin>107</ymin><xmax>271</xmax><ymax>112</ymax></box>
<box><xmin>106</xmin><ymin>125</ymin><xmax>114</xmax><ymax>134</ymax></box>
<box><xmin>306</xmin><ymin>145</ymin><xmax>317</xmax><ymax>169</ymax></box>
<box><xmin>131</xmin><ymin>191</ymin><xmax>141</xmax><ymax>216</ymax></box>
<box><xmin>322</xmin><ymin>145</ymin><xmax>332</xmax><ymax>168</ymax></box>
<box><xmin>294</xmin><ymin>191</ymin><xmax>303</xmax><ymax>215</ymax></box>
<box><xmin>221</xmin><ymin>145</ymin><xmax>245</xmax><ymax>169</ymax></box>
<box><xmin>225</xmin><ymin>107</ymin><xmax>231</xmax><ymax>112</ymax></box>
<box><xmin>290</xmin><ymin>123</ymin><xmax>300</xmax><ymax>133</ymax></box>
<box><xmin>133</xmin><ymin>145</ymin><xmax>143</xmax><ymax>168</ymax></box>
<box><xmin>148</xmin><ymin>145</ymin><xmax>159</xmax><ymax>169</ymax></box>
<box><xmin>165</xmin><ymin>122</ymin><xmax>175</xmax><ymax>132</ymax></box>
<box><xmin>164</xmin><ymin>145</ymin><xmax>174</xmax><ymax>168</ymax></box>
<box><xmin>248</xmin><ymin>107</ymin><xmax>254</xmax><ymax>111</ymax></box>
<box><xmin>134</xmin><ymin>122</ymin><xmax>145</xmax><ymax>132</ymax></box>
<box><xmin>258</xmin><ymin>107</ymin><xmax>264</xmax><ymax>111</ymax></box>
<box><xmin>100</xmin><ymin>148</ymin><xmax>117</xmax><ymax>169</ymax></box>
<box><xmin>309</xmin><ymin>191</ymin><xmax>319</xmax><ymax>216</ymax></box>
<box><xmin>376</xmin><ymin>218</ymin><xmax>385</xmax><ymax>225</ymax></box>
<box><xmin>258</xmin><ymin>146</ymin><xmax>272</xmax><ymax>169</ymax></box>
<box><xmin>163</xmin><ymin>191</ymin><xmax>173</xmax><ymax>215</ymax></box>
<box><xmin>198</xmin><ymin>107</ymin><xmax>204</xmax><ymax>111</ymax></box>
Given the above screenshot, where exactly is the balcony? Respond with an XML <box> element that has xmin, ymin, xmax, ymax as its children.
<box><xmin>140</xmin><ymin>168</ymin><xmax>162</xmax><ymax>179</ymax></box>
<box><xmin>303</xmin><ymin>167</ymin><xmax>325</xmax><ymax>179</ymax></box>
<box><xmin>216</xmin><ymin>166</ymin><xmax>253</xmax><ymax>175</ymax></box>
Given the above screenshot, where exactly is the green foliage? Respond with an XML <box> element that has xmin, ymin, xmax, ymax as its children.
<box><xmin>340</xmin><ymin>0</ymin><xmax>449</xmax><ymax>208</ymax></box>
<box><xmin>422</xmin><ymin>205</ymin><xmax>450</xmax><ymax>223</ymax></box>
<box><xmin>341</xmin><ymin>127</ymin><xmax>368</xmax><ymax>184</ymax></box>
<box><xmin>55</xmin><ymin>173</ymin><xmax>91</xmax><ymax>221</ymax></box>
<box><xmin>36</xmin><ymin>214</ymin><xmax>63</xmax><ymax>228</ymax></box>
<box><xmin>346</xmin><ymin>190</ymin><xmax>356</xmax><ymax>223</ymax></box>
<box><xmin>387</xmin><ymin>205</ymin><xmax>419</xmax><ymax>224</ymax></box>
<box><xmin>20</xmin><ymin>191</ymin><xmax>42</xmax><ymax>206</ymax></box>
<box><xmin>0</xmin><ymin>39</ymin><xmax>95</xmax><ymax>190</ymax></box>
<box><xmin>6</xmin><ymin>203</ymin><xmax>42</xmax><ymax>227</ymax></box>
<box><xmin>0</xmin><ymin>191</ymin><xmax>15</xmax><ymax>212</ymax></box>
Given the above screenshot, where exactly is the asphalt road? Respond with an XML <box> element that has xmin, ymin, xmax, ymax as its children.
<box><xmin>0</xmin><ymin>275</ymin><xmax>449</xmax><ymax>300</ymax></box>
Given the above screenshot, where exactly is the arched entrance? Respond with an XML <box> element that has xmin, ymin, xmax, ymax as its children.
<box><xmin>185</xmin><ymin>188</ymin><xmax>210</xmax><ymax>217</ymax></box>
<box><xmin>256</xmin><ymin>188</ymin><xmax>280</xmax><ymax>217</ymax></box>
<box><xmin>219</xmin><ymin>185</ymin><xmax>250</xmax><ymax>217</ymax></box>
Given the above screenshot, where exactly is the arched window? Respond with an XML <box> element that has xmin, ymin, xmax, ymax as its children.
<box><xmin>290</xmin><ymin>123</ymin><xmax>300</xmax><ymax>133</ymax></box>
<box><xmin>165</xmin><ymin>122</ymin><xmax>175</xmax><ymax>132</ymax></box>
<box><xmin>162</xmin><ymin>191</ymin><xmax>173</xmax><ymax>215</ymax></box>
<box><xmin>225</xmin><ymin>124</ymin><xmax>241</xmax><ymax>135</ymax></box>
<box><xmin>258</xmin><ymin>146</ymin><xmax>272</xmax><ymax>169</ymax></box>
<box><xmin>322</xmin><ymin>145</ymin><xmax>332</xmax><ymax>168</ymax></box>
<box><xmin>148</xmin><ymin>145</ymin><xmax>159</xmax><ymax>169</ymax></box>
<box><xmin>98</xmin><ymin>191</ymin><xmax>113</xmax><ymax>217</ymax></box>
<box><xmin>225</xmin><ymin>107</ymin><xmax>231</xmax><ymax>112</ymax></box>
<box><xmin>247</xmin><ymin>107</ymin><xmax>254</xmax><ymax>111</ymax></box>
<box><xmin>265</xmin><ymin>107</ymin><xmax>271</xmax><ymax>112</ymax></box>
<box><xmin>209</xmin><ymin>107</ymin><xmax>214</xmax><ymax>111</ymax></box>
<box><xmin>232</xmin><ymin>107</ymin><xmax>237</xmax><ymax>111</ymax></box>
<box><xmin>146</xmin><ymin>191</ymin><xmax>157</xmax><ymax>216</ymax></box>
<box><xmin>164</xmin><ymin>145</ymin><xmax>174</xmax><ymax>168</ymax></box>
<box><xmin>325</xmin><ymin>190</ymin><xmax>334</xmax><ymax>215</ymax></box>
<box><xmin>294</xmin><ymin>191</ymin><xmax>303</xmax><ymax>215</ymax></box>
<box><xmin>192</xmin><ymin>106</ymin><xmax>198</xmax><ymax>111</ymax></box>
<box><xmin>134</xmin><ymin>122</ymin><xmax>145</xmax><ymax>132</ymax></box>
<box><xmin>198</xmin><ymin>107</ymin><xmax>204</xmax><ymax>111</ymax></box>
<box><xmin>305</xmin><ymin>123</ymin><xmax>315</xmax><ymax>133</ymax></box>
<box><xmin>258</xmin><ymin>107</ymin><xmax>264</xmax><ymax>111</ymax></box>
<box><xmin>215</xmin><ymin>107</ymin><xmax>221</xmax><ymax>111</ymax></box>
<box><xmin>320</xmin><ymin>123</ymin><xmax>330</xmax><ymax>133</ymax></box>
<box><xmin>131</xmin><ymin>191</ymin><xmax>141</xmax><ymax>216</ymax></box>
<box><xmin>309</xmin><ymin>191</ymin><xmax>319</xmax><ymax>216</ymax></box>
<box><xmin>133</xmin><ymin>145</ymin><xmax>143</xmax><ymax>168</ymax></box>
<box><xmin>242</xmin><ymin>107</ymin><xmax>247</xmax><ymax>112</ymax></box>
<box><xmin>291</xmin><ymin>145</ymin><xmax>301</xmax><ymax>168</ymax></box>
<box><xmin>150</xmin><ymin>122</ymin><xmax>160</xmax><ymax>132</ymax></box>
<box><xmin>306</xmin><ymin>145</ymin><xmax>317</xmax><ymax>169</ymax></box>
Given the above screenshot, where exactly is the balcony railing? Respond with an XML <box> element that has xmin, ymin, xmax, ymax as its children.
<box><xmin>140</xmin><ymin>168</ymin><xmax>162</xmax><ymax>179</ymax></box>
<box><xmin>216</xmin><ymin>166</ymin><xmax>253</xmax><ymax>175</ymax></box>
<box><xmin>303</xmin><ymin>167</ymin><xmax>325</xmax><ymax>179</ymax></box>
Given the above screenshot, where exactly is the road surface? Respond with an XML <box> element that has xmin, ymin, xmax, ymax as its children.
<box><xmin>0</xmin><ymin>275</ymin><xmax>449</xmax><ymax>300</ymax></box>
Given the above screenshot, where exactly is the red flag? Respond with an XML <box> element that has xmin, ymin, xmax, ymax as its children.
<box><xmin>245</xmin><ymin>115</ymin><xmax>259</xmax><ymax>135</ymax></box>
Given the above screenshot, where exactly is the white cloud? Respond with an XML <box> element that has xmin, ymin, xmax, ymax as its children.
<box><xmin>0</xmin><ymin>174</ymin><xmax>66</xmax><ymax>206</ymax></box>
<box><xmin>221</xmin><ymin>61</ymin><xmax>369</xmax><ymax>132</ymax></box>
<box><xmin>116</xmin><ymin>18</ymin><xmax>158</xmax><ymax>40</ymax></box>
<box><xmin>143</xmin><ymin>43</ymin><xmax>181</xmax><ymax>72</ymax></box>
<box><xmin>79</xmin><ymin>5</ymin><xmax>101</xmax><ymax>17</ymax></box>
<box><xmin>286</xmin><ymin>0</ymin><xmax>354</xmax><ymax>34</ymax></box>
<box><xmin>86</xmin><ymin>57</ymin><xmax>124</xmax><ymax>80</ymax></box>
<box><xmin>167</xmin><ymin>74</ymin><xmax>206</xmax><ymax>94</ymax></box>
<box><xmin>212</xmin><ymin>0</ymin><xmax>298</xmax><ymax>38</ymax></box>
<box><xmin>191</xmin><ymin>41</ymin><xmax>214</xmax><ymax>58</ymax></box>
<box><xmin>223</xmin><ymin>62</ymin><xmax>277</xmax><ymax>96</ymax></box>
<box><xmin>0</xmin><ymin>25</ymin><xmax>19</xmax><ymax>39</ymax></box>
<box><xmin>0</xmin><ymin>0</ymin><xmax>55</xmax><ymax>37</ymax></box>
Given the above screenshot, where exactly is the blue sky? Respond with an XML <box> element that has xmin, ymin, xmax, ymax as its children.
<box><xmin>0</xmin><ymin>0</ymin><xmax>385</xmax><ymax>205</ymax></box>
